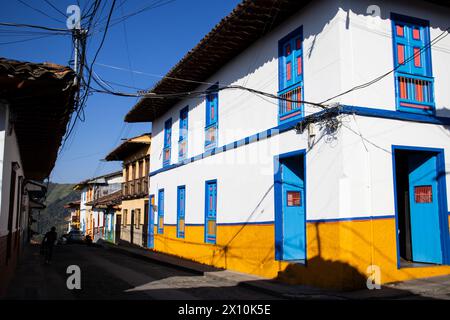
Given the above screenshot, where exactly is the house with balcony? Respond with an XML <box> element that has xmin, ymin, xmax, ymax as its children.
<box><xmin>85</xmin><ymin>171</ymin><xmax>122</xmax><ymax>243</ymax></box>
<box><xmin>105</xmin><ymin>133</ymin><xmax>151</xmax><ymax>247</ymax></box>
<box><xmin>64</xmin><ymin>200</ymin><xmax>80</xmax><ymax>232</ymax></box>
<box><xmin>124</xmin><ymin>0</ymin><xmax>450</xmax><ymax>290</ymax></box>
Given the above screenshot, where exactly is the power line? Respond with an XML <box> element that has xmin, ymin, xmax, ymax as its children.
<box><xmin>43</xmin><ymin>0</ymin><xmax>67</xmax><ymax>17</ymax></box>
<box><xmin>0</xmin><ymin>22</ymin><xmax>70</xmax><ymax>33</ymax></box>
<box><xmin>16</xmin><ymin>0</ymin><xmax>65</xmax><ymax>24</ymax></box>
<box><xmin>320</xmin><ymin>26</ymin><xmax>450</xmax><ymax>104</ymax></box>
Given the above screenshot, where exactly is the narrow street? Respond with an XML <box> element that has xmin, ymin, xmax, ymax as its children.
<box><xmin>4</xmin><ymin>244</ymin><xmax>278</xmax><ymax>300</ymax></box>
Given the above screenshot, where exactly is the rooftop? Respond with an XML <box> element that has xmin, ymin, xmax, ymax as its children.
<box><xmin>105</xmin><ymin>133</ymin><xmax>151</xmax><ymax>161</ymax></box>
<box><xmin>124</xmin><ymin>0</ymin><xmax>450</xmax><ymax>123</ymax></box>
<box><xmin>0</xmin><ymin>57</ymin><xmax>77</xmax><ymax>180</ymax></box>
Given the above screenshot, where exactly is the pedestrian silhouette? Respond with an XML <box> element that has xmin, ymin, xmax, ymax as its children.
<box><xmin>42</xmin><ymin>227</ymin><xmax>57</xmax><ymax>264</ymax></box>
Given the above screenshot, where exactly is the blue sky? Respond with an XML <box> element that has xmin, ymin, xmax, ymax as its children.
<box><xmin>0</xmin><ymin>0</ymin><xmax>240</xmax><ymax>183</ymax></box>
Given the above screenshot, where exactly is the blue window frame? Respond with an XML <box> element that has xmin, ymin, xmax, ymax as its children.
<box><xmin>179</xmin><ymin>106</ymin><xmax>188</xmax><ymax>161</ymax></box>
<box><xmin>278</xmin><ymin>26</ymin><xmax>304</xmax><ymax>124</ymax></box>
<box><xmin>392</xmin><ymin>13</ymin><xmax>434</xmax><ymax>115</ymax></box>
<box><xmin>205</xmin><ymin>84</ymin><xmax>218</xmax><ymax>150</ymax></box>
<box><xmin>204</xmin><ymin>180</ymin><xmax>217</xmax><ymax>244</ymax></box>
<box><xmin>163</xmin><ymin>118</ymin><xmax>172</xmax><ymax>167</ymax></box>
<box><xmin>177</xmin><ymin>186</ymin><xmax>186</xmax><ymax>238</ymax></box>
<box><xmin>157</xmin><ymin>189</ymin><xmax>164</xmax><ymax>234</ymax></box>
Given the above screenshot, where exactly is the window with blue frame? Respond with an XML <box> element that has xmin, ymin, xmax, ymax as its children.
<box><xmin>204</xmin><ymin>180</ymin><xmax>217</xmax><ymax>244</ymax></box>
<box><xmin>392</xmin><ymin>14</ymin><xmax>434</xmax><ymax>114</ymax></box>
<box><xmin>163</xmin><ymin>118</ymin><xmax>172</xmax><ymax>167</ymax></box>
<box><xmin>278</xmin><ymin>26</ymin><xmax>304</xmax><ymax>123</ymax></box>
<box><xmin>157</xmin><ymin>189</ymin><xmax>164</xmax><ymax>234</ymax></box>
<box><xmin>177</xmin><ymin>186</ymin><xmax>186</xmax><ymax>238</ymax></box>
<box><xmin>178</xmin><ymin>106</ymin><xmax>188</xmax><ymax>161</ymax></box>
<box><xmin>205</xmin><ymin>84</ymin><xmax>218</xmax><ymax>150</ymax></box>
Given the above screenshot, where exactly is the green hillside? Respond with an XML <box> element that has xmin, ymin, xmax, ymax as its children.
<box><xmin>35</xmin><ymin>183</ymin><xmax>81</xmax><ymax>237</ymax></box>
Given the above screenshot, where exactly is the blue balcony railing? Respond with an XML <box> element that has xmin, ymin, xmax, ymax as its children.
<box><xmin>396</xmin><ymin>73</ymin><xmax>434</xmax><ymax>114</ymax></box>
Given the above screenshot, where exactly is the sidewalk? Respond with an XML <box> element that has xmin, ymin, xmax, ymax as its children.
<box><xmin>98</xmin><ymin>240</ymin><xmax>450</xmax><ymax>300</ymax></box>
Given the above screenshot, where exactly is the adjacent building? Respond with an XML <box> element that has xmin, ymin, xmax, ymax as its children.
<box><xmin>105</xmin><ymin>133</ymin><xmax>151</xmax><ymax>247</ymax></box>
<box><xmin>124</xmin><ymin>0</ymin><xmax>450</xmax><ymax>289</ymax></box>
<box><xmin>0</xmin><ymin>58</ymin><xmax>76</xmax><ymax>295</ymax></box>
<box><xmin>64</xmin><ymin>200</ymin><xmax>81</xmax><ymax>232</ymax></box>
<box><xmin>74</xmin><ymin>171</ymin><xmax>122</xmax><ymax>243</ymax></box>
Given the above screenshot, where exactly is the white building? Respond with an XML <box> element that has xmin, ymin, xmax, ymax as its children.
<box><xmin>125</xmin><ymin>0</ymin><xmax>450</xmax><ymax>289</ymax></box>
<box><xmin>0</xmin><ymin>58</ymin><xmax>76</xmax><ymax>295</ymax></box>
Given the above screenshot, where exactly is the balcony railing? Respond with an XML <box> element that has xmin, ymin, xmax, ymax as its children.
<box><xmin>122</xmin><ymin>177</ymin><xmax>149</xmax><ymax>198</ymax></box>
<box><xmin>397</xmin><ymin>74</ymin><xmax>434</xmax><ymax>113</ymax></box>
<box><xmin>278</xmin><ymin>84</ymin><xmax>303</xmax><ymax>122</ymax></box>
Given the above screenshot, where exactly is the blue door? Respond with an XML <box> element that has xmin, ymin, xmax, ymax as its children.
<box><xmin>205</xmin><ymin>180</ymin><xmax>217</xmax><ymax>244</ymax></box>
<box><xmin>148</xmin><ymin>194</ymin><xmax>155</xmax><ymax>248</ymax></box>
<box><xmin>177</xmin><ymin>186</ymin><xmax>186</xmax><ymax>238</ymax></box>
<box><xmin>157</xmin><ymin>190</ymin><xmax>164</xmax><ymax>234</ymax></box>
<box><xmin>408</xmin><ymin>153</ymin><xmax>442</xmax><ymax>264</ymax></box>
<box><xmin>276</xmin><ymin>155</ymin><xmax>305</xmax><ymax>261</ymax></box>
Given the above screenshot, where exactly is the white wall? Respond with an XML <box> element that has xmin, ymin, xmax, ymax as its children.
<box><xmin>0</xmin><ymin>103</ymin><xmax>25</xmax><ymax>238</ymax></box>
<box><xmin>149</xmin><ymin>0</ymin><xmax>450</xmax><ymax>175</ymax></box>
<box><xmin>147</xmin><ymin>0</ymin><xmax>450</xmax><ymax>225</ymax></box>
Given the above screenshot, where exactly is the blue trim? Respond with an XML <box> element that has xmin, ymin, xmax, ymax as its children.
<box><xmin>147</xmin><ymin>194</ymin><xmax>155</xmax><ymax>249</ymax></box>
<box><xmin>157</xmin><ymin>188</ymin><xmax>164</xmax><ymax>234</ymax></box>
<box><xmin>163</xmin><ymin>118</ymin><xmax>172</xmax><ymax>167</ymax></box>
<box><xmin>176</xmin><ymin>185</ymin><xmax>186</xmax><ymax>239</ymax></box>
<box><xmin>273</xmin><ymin>149</ymin><xmax>307</xmax><ymax>262</ymax></box>
<box><xmin>204</xmin><ymin>179</ymin><xmax>217</xmax><ymax>244</ymax></box>
<box><xmin>307</xmin><ymin>215</ymin><xmax>395</xmax><ymax>223</ymax></box>
<box><xmin>391</xmin><ymin>12</ymin><xmax>435</xmax><ymax>115</ymax></box>
<box><xmin>278</xmin><ymin>25</ymin><xmax>304</xmax><ymax>124</ymax></box>
<box><xmin>178</xmin><ymin>106</ymin><xmax>189</xmax><ymax>161</ymax></box>
<box><xmin>149</xmin><ymin>105</ymin><xmax>450</xmax><ymax>178</ymax></box>
<box><xmin>391</xmin><ymin>145</ymin><xmax>450</xmax><ymax>267</ymax></box>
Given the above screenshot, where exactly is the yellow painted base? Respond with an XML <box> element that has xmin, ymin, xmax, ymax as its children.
<box><xmin>152</xmin><ymin>217</ymin><xmax>450</xmax><ymax>290</ymax></box>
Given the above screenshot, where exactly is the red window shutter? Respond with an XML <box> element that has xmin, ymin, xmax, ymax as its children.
<box><xmin>286</xmin><ymin>62</ymin><xmax>292</xmax><ymax>81</ymax></box>
<box><xmin>397</xmin><ymin>44</ymin><xmax>405</xmax><ymax>64</ymax></box>
<box><xmin>399</xmin><ymin>77</ymin><xmax>407</xmax><ymax>99</ymax></box>
<box><xmin>396</xmin><ymin>25</ymin><xmax>404</xmax><ymax>37</ymax></box>
<box><xmin>412</xmin><ymin>28</ymin><xmax>420</xmax><ymax>40</ymax></box>
<box><xmin>413</xmin><ymin>47</ymin><xmax>421</xmax><ymax>67</ymax></box>
<box><xmin>285</xmin><ymin>44</ymin><xmax>291</xmax><ymax>56</ymax></box>
<box><xmin>296</xmin><ymin>38</ymin><xmax>301</xmax><ymax>50</ymax></box>
<box><xmin>297</xmin><ymin>56</ymin><xmax>302</xmax><ymax>75</ymax></box>
<box><xmin>416</xmin><ymin>81</ymin><xmax>423</xmax><ymax>102</ymax></box>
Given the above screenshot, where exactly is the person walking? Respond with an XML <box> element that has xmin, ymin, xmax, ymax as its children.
<box><xmin>42</xmin><ymin>227</ymin><xmax>58</xmax><ymax>264</ymax></box>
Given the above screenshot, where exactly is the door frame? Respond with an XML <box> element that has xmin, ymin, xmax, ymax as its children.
<box><xmin>148</xmin><ymin>195</ymin><xmax>155</xmax><ymax>249</ymax></box>
<box><xmin>273</xmin><ymin>149</ymin><xmax>307</xmax><ymax>262</ymax></box>
<box><xmin>392</xmin><ymin>145</ymin><xmax>450</xmax><ymax>267</ymax></box>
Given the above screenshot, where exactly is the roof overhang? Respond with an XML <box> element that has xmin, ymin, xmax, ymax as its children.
<box><xmin>0</xmin><ymin>58</ymin><xmax>76</xmax><ymax>181</ymax></box>
<box><xmin>105</xmin><ymin>133</ymin><xmax>151</xmax><ymax>161</ymax></box>
<box><xmin>124</xmin><ymin>0</ymin><xmax>450</xmax><ymax>123</ymax></box>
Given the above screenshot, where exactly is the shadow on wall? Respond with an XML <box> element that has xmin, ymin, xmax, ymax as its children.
<box><xmin>276</xmin><ymin>257</ymin><xmax>368</xmax><ymax>291</ymax></box>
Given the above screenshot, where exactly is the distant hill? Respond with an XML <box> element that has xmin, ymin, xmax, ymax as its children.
<box><xmin>35</xmin><ymin>183</ymin><xmax>81</xmax><ymax>236</ymax></box>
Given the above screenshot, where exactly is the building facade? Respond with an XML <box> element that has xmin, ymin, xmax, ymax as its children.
<box><xmin>64</xmin><ymin>200</ymin><xmax>81</xmax><ymax>232</ymax></box>
<box><xmin>105</xmin><ymin>134</ymin><xmax>151</xmax><ymax>247</ymax></box>
<box><xmin>124</xmin><ymin>0</ymin><xmax>450</xmax><ymax>290</ymax></box>
<box><xmin>0</xmin><ymin>58</ymin><xmax>76</xmax><ymax>295</ymax></box>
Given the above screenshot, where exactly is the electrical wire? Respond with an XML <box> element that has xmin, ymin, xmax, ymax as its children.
<box><xmin>16</xmin><ymin>0</ymin><xmax>65</xmax><ymax>24</ymax></box>
<box><xmin>320</xmin><ymin>26</ymin><xmax>450</xmax><ymax>104</ymax></box>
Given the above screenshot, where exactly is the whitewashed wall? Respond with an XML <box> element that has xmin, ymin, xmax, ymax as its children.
<box><xmin>0</xmin><ymin>103</ymin><xmax>25</xmax><ymax>237</ymax></box>
<box><xmin>148</xmin><ymin>0</ymin><xmax>450</xmax><ymax>224</ymax></box>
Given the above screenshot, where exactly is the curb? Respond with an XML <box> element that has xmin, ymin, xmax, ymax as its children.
<box><xmin>98</xmin><ymin>241</ymin><xmax>205</xmax><ymax>275</ymax></box>
<box><xmin>97</xmin><ymin>241</ymin><xmax>290</xmax><ymax>298</ymax></box>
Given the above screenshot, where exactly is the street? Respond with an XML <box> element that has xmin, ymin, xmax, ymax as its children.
<box><xmin>4</xmin><ymin>244</ymin><xmax>279</xmax><ymax>300</ymax></box>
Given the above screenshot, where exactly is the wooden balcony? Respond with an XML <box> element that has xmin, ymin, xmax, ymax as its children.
<box><xmin>122</xmin><ymin>177</ymin><xmax>149</xmax><ymax>199</ymax></box>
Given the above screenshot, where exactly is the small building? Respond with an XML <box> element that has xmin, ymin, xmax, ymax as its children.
<box><xmin>85</xmin><ymin>171</ymin><xmax>122</xmax><ymax>243</ymax></box>
<box><xmin>74</xmin><ymin>171</ymin><xmax>122</xmax><ymax>242</ymax></box>
<box><xmin>105</xmin><ymin>133</ymin><xmax>151</xmax><ymax>247</ymax></box>
<box><xmin>124</xmin><ymin>0</ymin><xmax>450</xmax><ymax>290</ymax></box>
<box><xmin>64</xmin><ymin>200</ymin><xmax>81</xmax><ymax>232</ymax></box>
<box><xmin>0</xmin><ymin>58</ymin><xmax>76</xmax><ymax>295</ymax></box>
